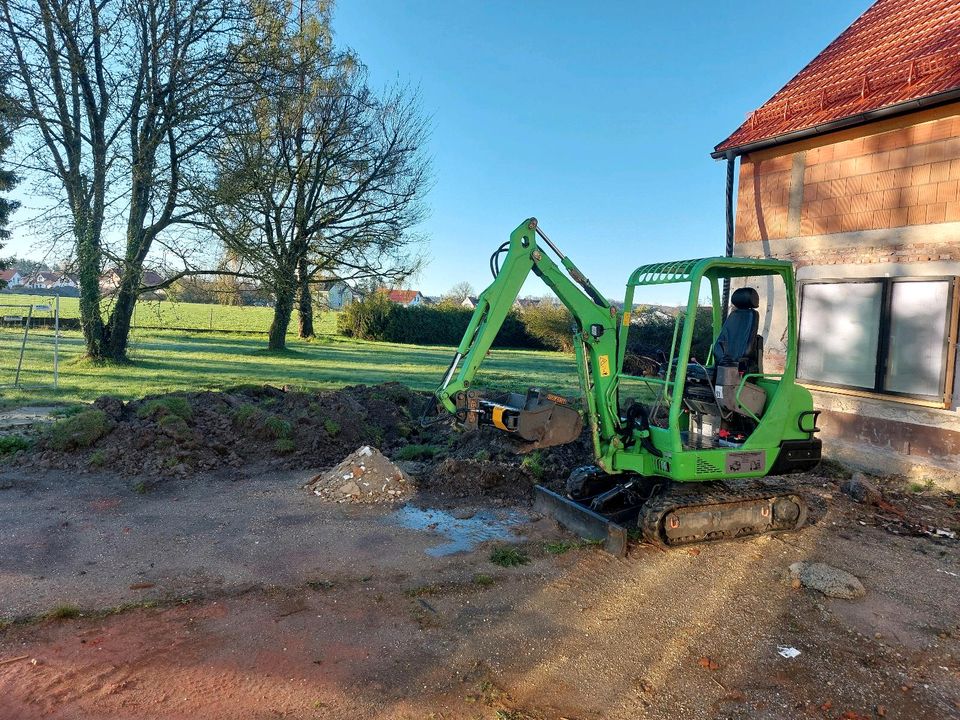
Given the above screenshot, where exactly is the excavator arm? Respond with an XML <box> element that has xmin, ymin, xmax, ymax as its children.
<box><xmin>435</xmin><ymin>218</ymin><xmax>624</xmax><ymax>454</ymax></box>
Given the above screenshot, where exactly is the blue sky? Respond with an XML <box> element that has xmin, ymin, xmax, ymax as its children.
<box><xmin>331</xmin><ymin>0</ymin><xmax>871</xmax><ymax>302</ymax></box>
<box><xmin>6</xmin><ymin>1</ymin><xmax>872</xmax><ymax>304</ymax></box>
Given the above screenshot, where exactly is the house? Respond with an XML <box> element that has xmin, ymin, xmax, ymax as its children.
<box><xmin>0</xmin><ymin>269</ymin><xmax>23</xmax><ymax>288</ymax></box>
<box><xmin>315</xmin><ymin>279</ymin><xmax>355</xmax><ymax>310</ymax></box>
<box><xmin>383</xmin><ymin>289</ymin><xmax>425</xmax><ymax>307</ymax></box>
<box><xmin>513</xmin><ymin>297</ymin><xmax>543</xmax><ymax>310</ymax></box>
<box><xmin>22</xmin><ymin>270</ymin><xmax>78</xmax><ymax>290</ymax></box>
<box><xmin>100</xmin><ymin>267</ymin><xmax>165</xmax><ymax>298</ymax></box>
<box><xmin>713</xmin><ymin>0</ymin><xmax>960</xmax><ymax>480</ymax></box>
<box><xmin>460</xmin><ymin>296</ymin><xmax>479</xmax><ymax>309</ymax></box>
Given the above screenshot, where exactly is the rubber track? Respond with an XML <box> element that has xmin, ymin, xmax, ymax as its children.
<box><xmin>638</xmin><ymin>479</ymin><xmax>809</xmax><ymax>547</ymax></box>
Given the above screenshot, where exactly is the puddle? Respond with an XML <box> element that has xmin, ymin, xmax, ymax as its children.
<box><xmin>0</xmin><ymin>406</ymin><xmax>60</xmax><ymax>432</ymax></box>
<box><xmin>388</xmin><ymin>505</ymin><xmax>526</xmax><ymax>557</ymax></box>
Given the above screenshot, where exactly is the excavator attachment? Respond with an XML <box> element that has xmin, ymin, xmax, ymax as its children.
<box><xmin>454</xmin><ymin>387</ymin><xmax>583</xmax><ymax>449</ymax></box>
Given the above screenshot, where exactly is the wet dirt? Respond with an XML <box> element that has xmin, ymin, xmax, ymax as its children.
<box><xmin>388</xmin><ymin>505</ymin><xmax>526</xmax><ymax>556</ymax></box>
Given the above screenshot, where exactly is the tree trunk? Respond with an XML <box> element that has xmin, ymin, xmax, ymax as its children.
<box><xmin>75</xmin><ymin>219</ymin><xmax>107</xmax><ymax>359</ymax></box>
<box><xmin>104</xmin><ymin>266</ymin><xmax>141</xmax><ymax>362</ymax></box>
<box><xmin>297</xmin><ymin>257</ymin><xmax>314</xmax><ymax>338</ymax></box>
<box><xmin>269</xmin><ymin>280</ymin><xmax>296</xmax><ymax>350</ymax></box>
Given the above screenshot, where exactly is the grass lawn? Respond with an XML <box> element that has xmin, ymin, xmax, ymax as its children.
<box><xmin>0</xmin><ymin>294</ymin><xmax>337</xmax><ymax>334</ymax></box>
<box><xmin>0</xmin><ymin>327</ymin><xmax>591</xmax><ymax>409</ymax></box>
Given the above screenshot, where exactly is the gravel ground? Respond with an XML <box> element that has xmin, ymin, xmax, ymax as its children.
<box><xmin>0</xmin><ymin>464</ymin><xmax>957</xmax><ymax>719</ymax></box>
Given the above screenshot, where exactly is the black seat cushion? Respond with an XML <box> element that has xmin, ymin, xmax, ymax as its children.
<box><xmin>713</xmin><ymin>287</ymin><xmax>761</xmax><ymax>373</ymax></box>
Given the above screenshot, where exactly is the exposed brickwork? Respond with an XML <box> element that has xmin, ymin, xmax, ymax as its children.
<box><xmin>735</xmin><ymin>111</ymin><xmax>960</xmax><ymax>245</ymax></box>
<box><xmin>739</xmin><ymin>241</ymin><xmax>960</xmax><ymax>268</ymax></box>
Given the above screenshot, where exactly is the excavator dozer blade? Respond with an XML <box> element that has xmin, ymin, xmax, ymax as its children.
<box><xmin>533</xmin><ymin>485</ymin><xmax>629</xmax><ymax>556</ymax></box>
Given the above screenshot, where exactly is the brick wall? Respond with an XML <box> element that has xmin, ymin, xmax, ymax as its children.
<box><xmin>730</xmin><ymin>106</ymin><xmax>960</xmax><ymax>484</ymax></box>
<box><xmin>735</xmin><ymin>107</ymin><xmax>960</xmax><ymax>251</ymax></box>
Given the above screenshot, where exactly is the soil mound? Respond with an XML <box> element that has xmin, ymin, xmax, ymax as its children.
<box><xmin>21</xmin><ymin>382</ymin><xmax>424</xmax><ymax>478</ymax></box>
<box><xmin>11</xmin><ymin>382</ymin><xmax>593</xmax><ymax>503</ymax></box>
<box><xmin>306</xmin><ymin>446</ymin><xmax>413</xmax><ymax>504</ymax></box>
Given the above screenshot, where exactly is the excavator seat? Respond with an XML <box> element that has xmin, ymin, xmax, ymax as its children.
<box><xmin>713</xmin><ymin>287</ymin><xmax>763</xmax><ymax>375</ymax></box>
<box><xmin>683</xmin><ymin>287</ymin><xmax>768</xmax><ymax>419</ymax></box>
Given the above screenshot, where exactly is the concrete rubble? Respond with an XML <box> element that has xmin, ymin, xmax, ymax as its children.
<box><xmin>306</xmin><ymin>445</ymin><xmax>413</xmax><ymax>504</ymax></box>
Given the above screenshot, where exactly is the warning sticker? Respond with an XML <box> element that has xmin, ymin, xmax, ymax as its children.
<box><xmin>598</xmin><ymin>354</ymin><xmax>611</xmax><ymax>377</ymax></box>
<box><xmin>725</xmin><ymin>451</ymin><xmax>766</xmax><ymax>474</ymax></box>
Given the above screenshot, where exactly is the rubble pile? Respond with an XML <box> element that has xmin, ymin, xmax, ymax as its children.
<box><xmin>306</xmin><ymin>445</ymin><xmax>413</xmax><ymax>504</ymax></box>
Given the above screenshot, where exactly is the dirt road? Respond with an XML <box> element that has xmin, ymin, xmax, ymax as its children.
<box><xmin>0</xmin><ymin>465</ymin><xmax>957</xmax><ymax>719</ymax></box>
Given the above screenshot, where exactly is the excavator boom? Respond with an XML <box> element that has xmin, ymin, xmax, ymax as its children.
<box><xmin>435</xmin><ymin>218</ymin><xmax>619</xmax><ymax>452</ymax></box>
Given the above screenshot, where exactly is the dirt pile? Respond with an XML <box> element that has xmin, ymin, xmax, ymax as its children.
<box><xmin>18</xmin><ymin>383</ymin><xmax>424</xmax><ymax>478</ymax></box>
<box><xmin>306</xmin><ymin>445</ymin><xmax>413</xmax><ymax>504</ymax></box>
<box><xmin>412</xmin><ymin>425</ymin><xmax>591</xmax><ymax>501</ymax></box>
<box><xmin>6</xmin><ymin>383</ymin><xmax>593</xmax><ymax>501</ymax></box>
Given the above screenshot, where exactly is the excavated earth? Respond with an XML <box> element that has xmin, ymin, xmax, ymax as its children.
<box><xmin>0</xmin><ymin>383</ymin><xmax>958</xmax><ymax>720</ymax></box>
<box><xmin>12</xmin><ymin>383</ymin><xmax>589</xmax><ymax>501</ymax></box>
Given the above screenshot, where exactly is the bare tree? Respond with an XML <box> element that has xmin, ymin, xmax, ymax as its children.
<box><xmin>202</xmin><ymin>1</ymin><xmax>429</xmax><ymax>350</ymax></box>
<box><xmin>0</xmin><ymin>0</ymin><xmax>248</xmax><ymax>360</ymax></box>
<box><xmin>442</xmin><ymin>281</ymin><xmax>474</xmax><ymax>306</ymax></box>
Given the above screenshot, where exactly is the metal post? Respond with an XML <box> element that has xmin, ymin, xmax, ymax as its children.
<box><xmin>14</xmin><ymin>304</ymin><xmax>33</xmax><ymax>388</ymax></box>
<box><xmin>54</xmin><ymin>295</ymin><xmax>60</xmax><ymax>390</ymax></box>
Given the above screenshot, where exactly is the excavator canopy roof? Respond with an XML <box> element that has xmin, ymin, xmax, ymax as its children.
<box><xmin>627</xmin><ymin>256</ymin><xmax>793</xmax><ymax>287</ymax></box>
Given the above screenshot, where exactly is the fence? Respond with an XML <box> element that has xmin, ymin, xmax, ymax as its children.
<box><xmin>0</xmin><ymin>299</ymin><xmax>60</xmax><ymax>389</ymax></box>
<box><xmin>0</xmin><ymin>294</ymin><xmax>338</xmax><ymax>335</ymax></box>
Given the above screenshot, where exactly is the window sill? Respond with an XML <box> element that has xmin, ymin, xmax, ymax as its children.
<box><xmin>799</xmin><ymin>382</ymin><xmax>950</xmax><ymax>410</ymax></box>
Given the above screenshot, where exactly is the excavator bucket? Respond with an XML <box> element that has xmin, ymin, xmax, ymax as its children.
<box><xmin>456</xmin><ymin>387</ymin><xmax>584</xmax><ymax>449</ymax></box>
<box><xmin>509</xmin><ymin>390</ymin><xmax>583</xmax><ymax>448</ymax></box>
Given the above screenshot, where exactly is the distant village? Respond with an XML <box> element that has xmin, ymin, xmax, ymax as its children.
<box><xmin>1</xmin><ymin>262</ymin><xmax>683</xmax><ymax>320</ymax></box>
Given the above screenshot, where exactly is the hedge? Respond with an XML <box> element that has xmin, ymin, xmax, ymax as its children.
<box><xmin>340</xmin><ymin>294</ymin><xmax>716</xmax><ymax>360</ymax></box>
<box><xmin>338</xmin><ymin>294</ymin><xmax>550</xmax><ymax>349</ymax></box>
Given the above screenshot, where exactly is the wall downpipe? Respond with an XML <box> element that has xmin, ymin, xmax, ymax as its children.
<box><xmin>721</xmin><ymin>151</ymin><xmax>736</xmax><ymax>319</ymax></box>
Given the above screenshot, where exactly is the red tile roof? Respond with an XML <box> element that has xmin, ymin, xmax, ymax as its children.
<box><xmin>384</xmin><ymin>289</ymin><xmax>422</xmax><ymax>304</ymax></box>
<box><xmin>715</xmin><ymin>0</ymin><xmax>960</xmax><ymax>155</ymax></box>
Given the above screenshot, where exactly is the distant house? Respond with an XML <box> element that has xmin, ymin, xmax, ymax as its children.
<box><xmin>100</xmin><ymin>267</ymin><xmax>166</xmax><ymax>299</ymax></box>
<box><xmin>315</xmin><ymin>279</ymin><xmax>355</xmax><ymax>310</ymax></box>
<box><xmin>384</xmin><ymin>289</ymin><xmax>425</xmax><ymax>307</ymax></box>
<box><xmin>460</xmin><ymin>296</ymin><xmax>479</xmax><ymax>309</ymax></box>
<box><xmin>713</xmin><ymin>0</ymin><xmax>960</xmax><ymax>479</ymax></box>
<box><xmin>0</xmin><ymin>269</ymin><xmax>23</xmax><ymax>288</ymax></box>
<box><xmin>512</xmin><ymin>297</ymin><xmax>541</xmax><ymax>310</ymax></box>
<box><xmin>22</xmin><ymin>271</ymin><xmax>78</xmax><ymax>290</ymax></box>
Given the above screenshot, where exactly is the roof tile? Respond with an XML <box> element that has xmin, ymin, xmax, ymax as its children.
<box><xmin>715</xmin><ymin>0</ymin><xmax>960</xmax><ymax>154</ymax></box>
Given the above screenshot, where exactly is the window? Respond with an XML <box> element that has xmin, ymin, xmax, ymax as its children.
<box><xmin>798</xmin><ymin>277</ymin><xmax>958</xmax><ymax>402</ymax></box>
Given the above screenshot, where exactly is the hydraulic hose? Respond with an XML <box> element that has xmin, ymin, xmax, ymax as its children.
<box><xmin>490</xmin><ymin>241</ymin><xmax>510</xmax><ymax>278</ymax></box>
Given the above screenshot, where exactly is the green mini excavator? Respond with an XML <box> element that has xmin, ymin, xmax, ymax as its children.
<box><xmin>433</xmin><ymin>218</ymin><xmax>822</xmax><ymax>552</ymax></box>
